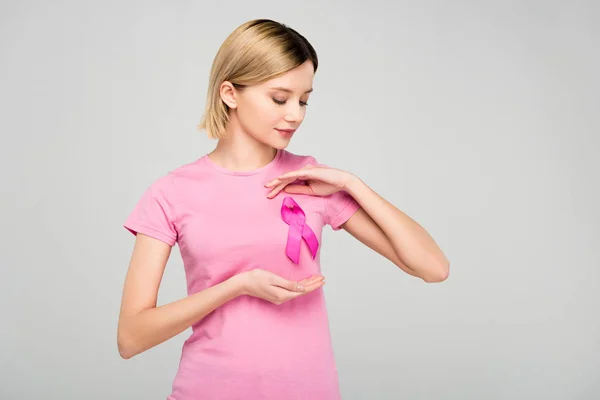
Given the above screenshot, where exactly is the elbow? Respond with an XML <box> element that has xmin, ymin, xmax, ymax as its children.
<box><xmin>118</xmin><ymin>336</ymin><xmax>137</xmax><ymax>360</ymax></box>
<box><xmin>117</xmin><ymin>325</ymin><xmax>138</xmax><ymax>360</ymax></box>
<box><xmin>421</xmin><ymin>259</ymin><xmax>450</xmax><ymax>283</ymax></box>
<box><xmin>118</xmin><ymin>334</ymin><xmax>134</xmax><ymax>359</ymax></box>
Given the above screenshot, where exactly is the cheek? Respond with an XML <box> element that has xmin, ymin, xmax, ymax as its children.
<box><xmin>261</xmin><ymin>103</ymin><xmax>285</xmax><ymax>126</ymax></box>
<box><xmin>239</xmin><ymin>100</ymin><xmax>281</xmax><ymax>132</ymax></box>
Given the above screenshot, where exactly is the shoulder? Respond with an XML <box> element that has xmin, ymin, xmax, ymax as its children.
<box><xmin>279</xmin><ymin>150</ymin><xmax>321</xmax><ymax>169</ymax></box>
<box><xmin>153</xmin><ymin>154</ymin><xmax>215</xmax><ymax>188</ymax></box>
<box><xmin>142</xmin><ymin>156</ymin><xmax>207</xmax><ymax>199</ymax></box>
<box><xmin>168</xmin><ymin>156</ymin><xmax>210</xmax><ymax>179</ymax></box>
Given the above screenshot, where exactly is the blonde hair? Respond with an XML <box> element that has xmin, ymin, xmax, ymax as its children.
<box><xmin>197</xmin><ymin>19</ymin><xmax>319</xmax><ymax>139</ymax></box>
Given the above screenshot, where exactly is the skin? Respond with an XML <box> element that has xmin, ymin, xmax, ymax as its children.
<box><xmin>207</xmin><ymin>59</ymin><xmax>315</xmax><ymax>171</ymax></box>
<box><xmin>117</xmin><ymin>59</ymin><xmax>449</xmax><ymax>359</ymax></box>
<box><xmin>216</xmin><ymin>59</ymin><xmax>449</xmax><ymax>281</ymax></box>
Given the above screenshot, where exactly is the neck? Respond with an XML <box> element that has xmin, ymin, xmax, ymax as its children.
<box><xmin>208</xmin><ymin>118</ymin><xmax>278</xmax><ymax>172</ymax></box>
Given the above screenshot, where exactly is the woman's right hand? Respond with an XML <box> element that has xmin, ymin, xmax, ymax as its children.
<box><xmin>236</xmin><ymin>269</ymin><xmax>325</xmax><ymax>305</ymax></box>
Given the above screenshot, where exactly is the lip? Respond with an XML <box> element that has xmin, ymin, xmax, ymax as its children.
<box><xmin>275</xmin><ymin>128</ymin><xmax>296</xmax><ymax>137</ymax></box>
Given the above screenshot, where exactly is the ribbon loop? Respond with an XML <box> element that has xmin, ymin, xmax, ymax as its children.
<box><xmin>281</xmin><ymin>196</ymin><xmax>319</xmax><ymax>264</ymax></box>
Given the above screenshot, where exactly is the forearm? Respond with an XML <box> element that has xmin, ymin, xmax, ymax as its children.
<box><xmin>118</xmin><ymin>275</ymin><xmax>245</xmax><ymax>359</ymax></box>
<box><xmin>345</xmin><ymin>175</ymin><xmax>449</xmax><ymax>282</ymax></box>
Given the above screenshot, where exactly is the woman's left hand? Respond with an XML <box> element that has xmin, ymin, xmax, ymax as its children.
<box><xmin>265</xmin><ymin>164</ymin><xmax>355</xmax><ymax>198</ymax></box>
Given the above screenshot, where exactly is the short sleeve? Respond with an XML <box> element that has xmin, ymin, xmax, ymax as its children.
<box><xmin>324</xmin><ymin>189</ymin><xmax>361</xmax><ymax>230</ymax></box>
<box><xmin>308</xmin><ymin>156</ymin><xmax>361</xmax><ymax>231</ymax></box>
<box><xmin>123</xmin><ymin>176</ymin><xmax>178</xmax><ymax>246</ymax></box>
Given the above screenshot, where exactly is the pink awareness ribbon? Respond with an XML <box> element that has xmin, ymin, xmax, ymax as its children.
<box><xmin>280</xmin><ymin>196</ymin><xmax>319</xmax><ymax>264</ymax></box>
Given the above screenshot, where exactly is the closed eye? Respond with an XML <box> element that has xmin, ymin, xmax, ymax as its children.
<box><xmin>272</xmin><ymin>98</ymin><xmax>309</xmax><ymax>107</ymax></box>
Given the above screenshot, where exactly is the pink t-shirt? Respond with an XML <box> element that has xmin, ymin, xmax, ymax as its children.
<box><xmin>123</xmin><ymin>149</ymin><xmax>361</xmax><ymax>400</ymax></box>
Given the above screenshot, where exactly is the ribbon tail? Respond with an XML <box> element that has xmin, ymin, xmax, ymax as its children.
<box><xmin>286</xmin><ymin>223</ymin><xmax>303</xmax><ymax>264</ymax></box>
<box><xmin>302</xmin><ymin>225</ymin><xmax>319</xmax><ymax>259</ymax></box>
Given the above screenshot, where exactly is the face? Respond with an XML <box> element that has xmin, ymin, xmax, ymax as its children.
<box><xmin>220</xmin><ymin>60</ymin><xmax>315</xmax><ymax>149</ymax></box>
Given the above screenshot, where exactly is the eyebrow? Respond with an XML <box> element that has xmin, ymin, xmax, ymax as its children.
<box><xmin>269</xmin><ymin>86</ymin><xmax>313</xmax><ymax>94</ymax></box>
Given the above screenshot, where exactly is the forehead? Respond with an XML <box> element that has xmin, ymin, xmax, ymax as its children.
<box><xmin>260</xmin><ymin>61</ymin><xmax>314</xmax><ymax>93</ymax></box>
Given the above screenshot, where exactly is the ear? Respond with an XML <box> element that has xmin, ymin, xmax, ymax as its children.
<box><xmin>219</xmin><ymin>81</ymin><xmax>238</xmax><ymax>109</ymax></box>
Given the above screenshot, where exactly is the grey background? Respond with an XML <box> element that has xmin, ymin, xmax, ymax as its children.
<box><xmin>1</xmin><ymin>0</ymin><xmax>598</xmax><ymax>399</ymax></box>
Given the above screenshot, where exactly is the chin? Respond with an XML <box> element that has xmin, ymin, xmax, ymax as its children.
<box><xmin>272</xmin><ymin>141</ymin><xmax>290</xmax><ymax>150</ymax></box>
<box><xmin>267</xmin><ymin>136</ymin><xmax>292</xmax><ymax>150</ymax></box>
<box><xmin>248</xmin><ymin>134</ymin><xmax>288</xmax><ymax>151</ymax></box>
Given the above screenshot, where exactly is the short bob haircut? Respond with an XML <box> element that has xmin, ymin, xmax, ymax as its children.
<box><xmin>197</xmin><ymin>19</ymin><xmax>319</xmax><ymax>139</ymax></box>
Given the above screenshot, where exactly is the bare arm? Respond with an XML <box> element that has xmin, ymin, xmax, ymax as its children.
<box><xmin>342</xmin><ymin>176</ymin><xmax>450</xmax><ymax>283</ymax></box>
<box><xmin>265</xmin><ymin>164</ymin><xmax>450</xmax><ymax>283</ymax></box>
<box><xmin>117</xmin><ymin>233</ymin><xmax>244</xmax><ymax>359</ymax></box>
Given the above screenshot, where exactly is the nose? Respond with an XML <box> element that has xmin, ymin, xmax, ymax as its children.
<box><xmin>284</xmin><ymin>103</ymin><xmax>303</xmax><ymax>123</ymax></box>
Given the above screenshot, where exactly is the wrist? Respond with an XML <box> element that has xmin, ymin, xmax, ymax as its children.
<box><xmin>227</xmin><ymin>273</ymin><xmax>248</xmax><ymax>297</ymax></box>
<box><xmin>343</xmin><ymin>173</ymin><xmax>363</xmax><ymax>196</ymax></box>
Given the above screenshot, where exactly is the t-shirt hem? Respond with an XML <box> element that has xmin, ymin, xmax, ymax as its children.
<box><xmin>329</xmin><ymin>196</ymin><xmax>361</xmax><ymax>231</ymax></box>
<box><xmin>123</xmin><ymin>222</ymin><xmax>177</xmax><ymax>246</ymax></box>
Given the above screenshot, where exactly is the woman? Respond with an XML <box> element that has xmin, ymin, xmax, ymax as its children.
<box><xmin>118</xmin><ymin>18</ymin><xmax>449</xmax><ymax>400</ymax></box>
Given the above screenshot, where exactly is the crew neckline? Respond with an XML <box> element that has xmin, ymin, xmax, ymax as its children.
<box><xmin>201</xmin><ymin>149</ymin><xmax>284</xmax><ymax>176</ymax></box>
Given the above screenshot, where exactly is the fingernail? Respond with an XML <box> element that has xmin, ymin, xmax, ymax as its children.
<box><xmin>297</xmin><ymin>284</ymin><xmax>305</xmax><ymax>291</ymax></box>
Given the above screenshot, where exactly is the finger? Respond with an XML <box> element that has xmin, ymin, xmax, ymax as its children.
<box><xmin>270</xmin><ymin>275</ymin><xmax>306</xmax><ymax>292</ymax></box>
<box><xmin>283</xmin><ymin>184</ymin><xmax>314</xmax><ymax>195</ymax></box>
<box><xmin>299</xmin><ymin>279</ymin><xmax>326</xmax><ymax>294</ymax></box>
<box><xmin>298</xmin><ymin>275</ymin><xmax>325</xmax><ymax>288</ymax></box>
<box><xmin>299</xmin><ymin>275</ymin><xmax>324</xmax><ymax>286</ymax></box>
<box><xmin>266</xmin><ymin>181</ymin><xmax>289</xmax><ymax>198</ymax></box>
<box><xmin>279</xmin><ymin>164</ymin><xmax>315</xmax><ymax>179</ymax></box>
<box><xmin>269</xmin><ymin>278</ymin><xmax>325</xmax><ymax>304</ymax></box>
<box><xmin>272</xmin><ymin>280</ymin><xmax>324</xmax><ymax>304</ymax></box>
<box><xmin>300</xmin><ymin>274</ymin><xmax>324</xmax><ymax>282</ymax></box>
<box><xmin>264</xmin><ymin>175</ymin><xmax>290</xmax><ymax>188</ymax></box>
<box><xmin>265</xmin><ymin>176</ymin><xmax>294</xmax><ymax>189</ymax></box>
<box><xmin>276</xmin><ymin>171</ymin><xmax>310</xmax><ymax>183</ymax></box>
<box><xmin>307</xmin><ymin>275</ymin><xmax>325</xmax><ymax>283</ymax></box>
<box><xmin>265</xmin><ymin>169</ymin><xmax>312</xmax><ymax>187</ymax></box>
